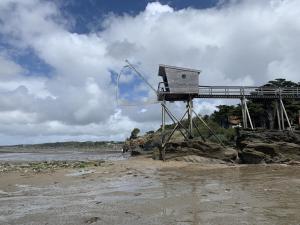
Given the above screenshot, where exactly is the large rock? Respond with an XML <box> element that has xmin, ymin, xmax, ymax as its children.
<box><xmin>124</xmin><ymin>131</ymin><xmax>238</xmax><ymax>162</ymax></box>
<box><xmin>124</xmin><ymin>129</ymin><xmax>300</xmax><ymax>164</ymax></box>
<box><xmin>239</xmin><ymin>148</ymin><xmax>266</xmax><ymax>164</ymax></box>
<box><xmin>237</xmin><ymin>130</ymin><xmax>300</xmax><ymax>164</ymax></box>
<box><xmin>123</xmin><ymin>132</ymin><xmax>161</xmax><ymax>155</ymax></box>
<box><xmin>164</xmin><ymin>140</ymin><xmax>238</xmax><ymax>162</ymax></box>
<box><xmin>237</xmin><ymin>130</ymin><xmax>300</xmax><ymax>146</ymax></box>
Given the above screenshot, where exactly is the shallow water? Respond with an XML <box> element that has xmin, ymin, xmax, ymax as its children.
<box><xmin>0</xmin><ymin>163</ymin><xmax>299</xmax><ymax>225</ymax></box>
<box><xmin>0</xmin><ymin>151</ymin><xmax>127</xmax><ymax>162</ymax></box>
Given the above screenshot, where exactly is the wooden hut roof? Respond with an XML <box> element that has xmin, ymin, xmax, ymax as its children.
<box><xmin>158</xmin><ymin>64</ymin><xmax>201</xmax><ymax>77</ymax></box>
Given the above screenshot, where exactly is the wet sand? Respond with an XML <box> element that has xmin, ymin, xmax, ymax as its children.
<box><xmin>0</xmin><ymin>156</ymin><xmax>299</xmax><ymax>225</ymax></box>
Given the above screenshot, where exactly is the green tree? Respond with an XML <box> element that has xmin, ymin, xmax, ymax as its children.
<box><xmin>130</xmin><ymin>128</ymin><xmax>140</xmax><ymax>139</ymax></box>
<box><xmin>211</xmin><ymin>105</ymin><xmax>241</xmax><ymax>128</ymax></box>
<box><xmin>251</xmin><ymin>78</ymin><xmax>300</xmax><ymax>128</ymax></box>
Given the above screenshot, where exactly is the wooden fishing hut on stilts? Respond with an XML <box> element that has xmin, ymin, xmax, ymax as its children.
<box><xmin>157</xmin><ymin>65</ymin><xmax>300</xmax><ymax>160</ymax></box>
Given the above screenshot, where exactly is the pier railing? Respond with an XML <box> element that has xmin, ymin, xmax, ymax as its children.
<box><xmin>157</xmin><ymin>82</ymin><xmax>300</xmax><ymax>99</ymax></box>
<box><xmin>197</xmin><ymin>86</ymin><xmax>300</xmax><ymax>99</ymax></box>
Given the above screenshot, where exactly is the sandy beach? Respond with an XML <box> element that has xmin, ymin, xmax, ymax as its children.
<box><xmin>0</xmin><ymin>155</ymin><xmax>300</xmax><ymax>225</ymax></box>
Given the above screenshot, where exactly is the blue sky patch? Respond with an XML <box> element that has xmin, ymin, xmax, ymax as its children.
<box><xmin>55</xmin><ymin>0</ymin><xmax>219</xmax><ymax>33</ymax></box>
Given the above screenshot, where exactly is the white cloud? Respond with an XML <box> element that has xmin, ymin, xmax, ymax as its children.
<box><xmin>0</xmin><ymin>0</ymin><xmax>299</xmax><ymax>144</ymax></box>
<box><xmin>0</xmin><ymin>55</ymin><xmax>23</xmax><ymax>77</ymax></box>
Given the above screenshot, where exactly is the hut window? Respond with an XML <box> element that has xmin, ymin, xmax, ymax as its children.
<box><xmin>182</xmin><ymin>74</ymin><xmax>186</xmax><ymax>79</ymax></box>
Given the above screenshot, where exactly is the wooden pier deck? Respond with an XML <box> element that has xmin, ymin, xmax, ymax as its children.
<box><xmin>158</xmin><ymin>84</ymin><xmax>300</xmax><ymax>101</ymax></box>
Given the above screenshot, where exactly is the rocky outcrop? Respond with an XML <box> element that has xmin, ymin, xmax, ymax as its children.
<box><xmin>163</xmin><ymin>140</ymin><xmax>238</xmax><ymax>162</ymax></box>
<box><xmin>124</xmin><ymin>129</ymin><xmax>300</xmax><ymax>164</ymax></box>
<box><xmin>124</xmin><ymin>132</ymin><xmax>238</xmax><ymax>162</ymax></box>
<box><xmin>122</xmin><ymin>132</ymin><xmax>161</xmax><ymax>155</ymax></box>
<box><xmin>237</xmin><ymin>130</ymin><xmax>300</xmax><ymax>164</ymax></box>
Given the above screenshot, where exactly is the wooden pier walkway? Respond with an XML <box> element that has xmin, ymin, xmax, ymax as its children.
<box><xmin>158</xmin><ymin>84</ymin><xmax>300</xmax><ymax>101</ymax></box>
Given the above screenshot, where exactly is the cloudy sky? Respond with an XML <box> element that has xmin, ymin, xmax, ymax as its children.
<box><xmin>0</xmin><ymin>0</ymin><xmax>299</xmax><ymax>145</ymax></box>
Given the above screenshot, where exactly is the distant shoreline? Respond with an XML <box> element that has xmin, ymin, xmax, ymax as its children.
<box><xmin>0</xmin><ymin>140</ymin><xmax>123</xmax><ymax>148</ymax></box>
<box><xmin>0</xmin><ymin>141</ymin><xmax>124</xmax><ymax>153</ymax></box>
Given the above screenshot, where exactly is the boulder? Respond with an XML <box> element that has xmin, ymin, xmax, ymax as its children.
<box><xmin>239</xmin><ymin>148</ymin><xmax>266</xmax><ymax>164</ymax></box>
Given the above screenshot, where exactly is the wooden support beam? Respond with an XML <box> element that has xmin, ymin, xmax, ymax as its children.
<box><xmin>279</xmin><ymin>97</ymin><xmax>285</xmax><ymax>130</ymax></box>
<box><xmin>160</xmin><ymin>103</ymin><xmax>193</xmax><ymax>160</ymax></box>
<box><xmin>241</xmin><ymin>97</ymin><xmax>248</xmax><ymax>129</ymax></box>
<box><xmin>244</xmin><ymin>98</ymin><xmax>254</xmax><ymax>130</ymax></box>
<box><xmin>192</xmin><ymin>109</ymin><xmax>225</xmax><ymax>147</ymax></box>
<box><xmin>275</xmin><ymin>101</ymin><xmax>282</xmax><ymax>130</ymax></box>
<box><xmin>192</xmin><ymin>120</ymin><xmax>206</xmax><ymax>142</ymax></box>
<box><xmin>280</xmin><ymin>99</ymin><xmax>292</xmax><ymax>131</ymax></box>
<box><xmin>161</xmin><ymin>101</ymin><xmax>166</xmax><ymax>160</ymax></box>
<box><xmin>163</xmin><ymin>104</ymin><xmax>192</xmax><ymax>139</ymax></box>
<box><xmin>187</xmin><ymin>99</ymin><xmax>193</xmax><ymax>138</ymax></box>
<box><xmin>161</xmin><ymin>100</ymin><xmax>166</xmax><ymax>133</ymax></box>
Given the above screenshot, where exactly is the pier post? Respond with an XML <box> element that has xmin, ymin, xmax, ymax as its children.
<box><xmin>244</xmin><ymin>99</ymin><xmax>254</xmax><ymax>130</ymax></box>
<box><xmin>187</xmin><ymin>98</ymin><xmax>193</xmax><ymax>138</ymax></box>
<box><xmin>279</xmin><ymin>96</ymin><xmax>285</xmax><ymax>130</ymax></box>
<box><xmin>162</xmin><ymin>100</ymin><xmax>166</xmax><ymax>132</ymax></box>
<box><xmin>161</xmin><ymin>100</ymin><xmax>166</xmax><ymax>160</ymax></box>
<box><xmin>241</xmin><ymin>97</ymin><xmax>247</xmax><ymax>128</ymax></box>
<box><xmin>280</xmin><ymin>98</ymin><xmax>292</xmax><ymax>130</ymax></box>
<box><xmin>275</xmin><ymin>100</ymin><xmax>282</xmax><ymax>130</ymax></box>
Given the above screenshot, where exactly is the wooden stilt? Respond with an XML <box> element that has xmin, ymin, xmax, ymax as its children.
<box><xmin>187</xmin><ymin>98</ymin><xmax>193</xmax><ymax>139</ymax></box>
<box><xmin>280</xmin><ymin>98</ymin><xmax>292</xmax><ymax>131</ymax></box>
<box><xmin>275</xmin><ymin>101</ymin><xmax>282</xmax><ymax>130</ymax></box>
